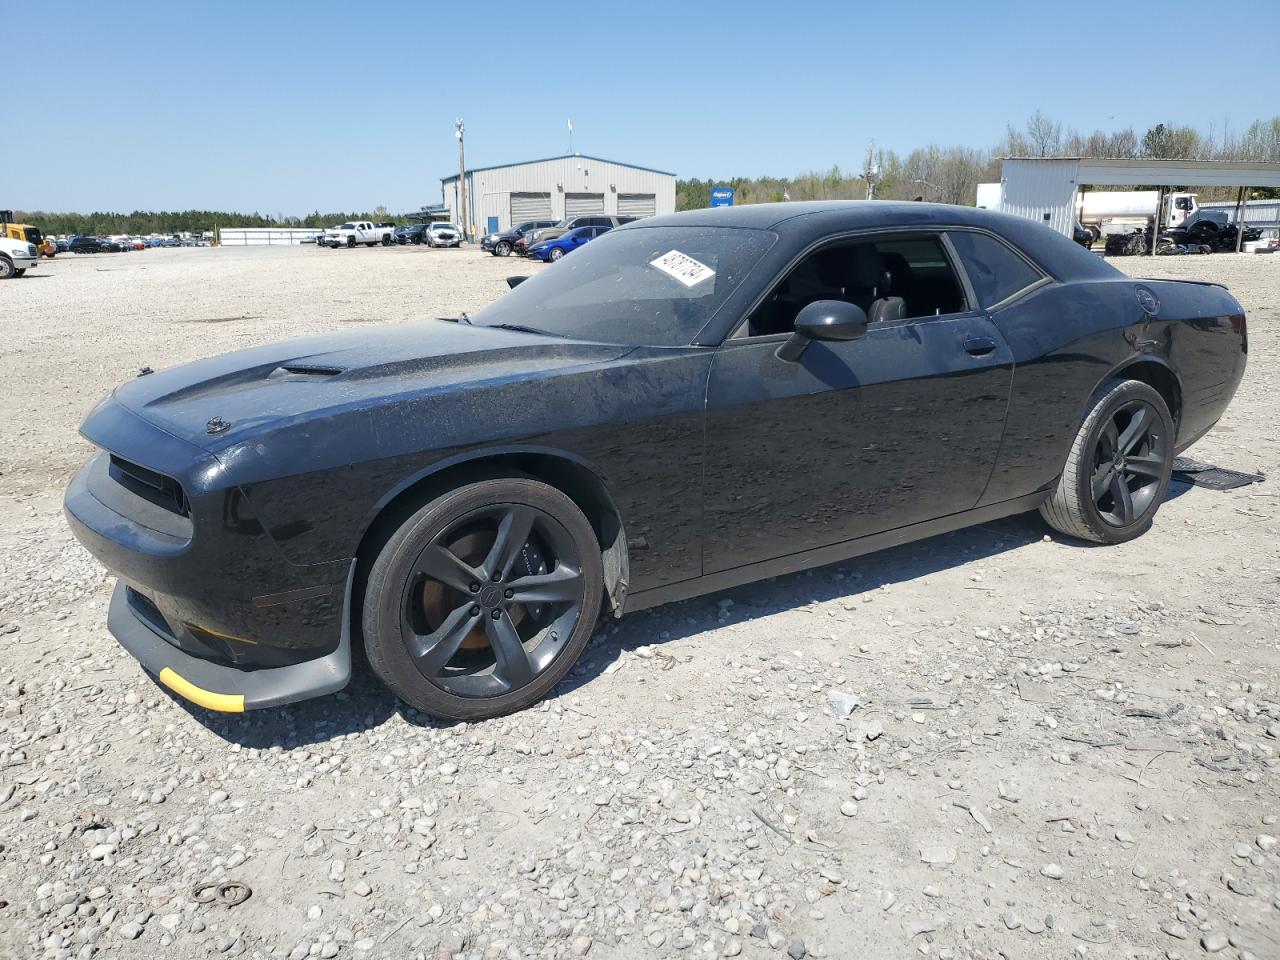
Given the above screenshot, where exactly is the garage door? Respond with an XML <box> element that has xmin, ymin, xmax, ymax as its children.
<box><xmin>564</xmin><ymin>193</ymin><xmax>605</xmax><ymax>218</ymax></box>
<box><xmin>617</xmin><ymin>193</ymin><xmax>656</xmax><ymax>218</ymax></box>
<box><xmin>509</xmin><ymin>192</ymin><xmax>553</xmax><ymax>224</ymax></box>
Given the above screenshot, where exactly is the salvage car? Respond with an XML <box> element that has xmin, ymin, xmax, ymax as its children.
<box><xmin>395</xmin><ymin>224</ymin><xmax>429</xmax><ymax>245</ymax></box>
<box><xmin>65</xmin><ymin>202</ymin><xmax>1246</xmax><ymax>721</ymax></box>
<box><xmin>69</xmin><ymin>236</ymin><xmax>113</xmax><ymax>254</ymax></box>
<box><xmin>526</xmin><ymin>224</ymin><xmax>610</xmax><ymax>262</ymax></box>
<box><xmin>425</xmin><ymin>222</ymin><xmax>462</xmax><ymax>248</ymax></box>
<box><xmin>482</xmin><ymin>219</ymin><xmax>559</xmax><ymax>257</ymax></box>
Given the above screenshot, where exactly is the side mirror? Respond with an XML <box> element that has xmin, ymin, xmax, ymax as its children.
<box><xmin>776</xmin><ymin>300</ymin><xmax>868</xmax><ymax>362</ymax></box>
<box><xmin>506</xmin><ymin>275</ymin><xmax>528</xmax><ymax>289</ymax></box>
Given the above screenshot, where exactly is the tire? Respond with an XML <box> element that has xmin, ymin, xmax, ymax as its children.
<box><xmin>494</xmin><ymin>240</ymin><xmax>512</xmax><ymax>257</ymax></box>
<box><xmin>1039</xmin><ymin>379</ymin><xmax>1175</xmax><ymax>545</ymax></box>
<box><xmin>362</xmin><ymin>477</ymin><xmax>604</xmax><ymax>720</ymax></box>
<box><xmin>382</xmin><ymin>234</ymin><xmax>392</xmax><ymax>246</ymax></box>
<box><xmin>549</xmin><ymin>247</ymin><xmax>565</xmax><ymax>262</ymax></box>
<box><xmin>14</xmin><ymin>268</ymin><xmax>25</xmax><ymax>277</ymax></box>
<box><xmin>346</xmin><ymin>237</ymin><xmax>356</xmax><ymax>249</ymax></box>
<box><xmin>0</xmin><ymin>255</ymin><xmax>13</xmax><ymax>280</ymax></box>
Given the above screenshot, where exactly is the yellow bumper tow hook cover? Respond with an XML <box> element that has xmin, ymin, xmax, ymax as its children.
<box><xmin>158</xmin><ymin>667</ymin><xmax>245</xmax><ymax>713</ymax></box>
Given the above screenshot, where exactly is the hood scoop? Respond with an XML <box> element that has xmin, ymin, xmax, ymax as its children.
<box><xmin>272</xmin><ymin>363</ymin><xmax>345</xmax><ymax>379</ymax></box>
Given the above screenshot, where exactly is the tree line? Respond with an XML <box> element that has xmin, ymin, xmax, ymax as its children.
<box><xmin>16</xmin><ymin>113</ymin><xmax>1280</xmax><ymax>232</ymax></box>
<box><xmin>676</xmin><ymin>113</ymin><xmax>1280</xmax><ymax>210</ymax></box>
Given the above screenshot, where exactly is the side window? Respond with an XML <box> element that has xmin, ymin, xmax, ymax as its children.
<box><xmin>741</xmin><ymin>234</ymin><xmax>966</xmax><ymax>338</ymax></box>
<box><xmin>947</xmin><ymin>231</ymin><xmax>1045</xmax><ymax>308</ymax></box>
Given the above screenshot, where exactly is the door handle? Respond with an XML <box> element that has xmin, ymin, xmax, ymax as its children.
<box><xmin>963</xmin><ymin>336</ymin><xmax>997</xmax><ymax>357</ymax></box>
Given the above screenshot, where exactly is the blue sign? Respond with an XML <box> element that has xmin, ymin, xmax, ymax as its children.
<box><xmin>710</xmin><ymin>187</ymin><xmax>734</xmax><ymax>207</ymax></box>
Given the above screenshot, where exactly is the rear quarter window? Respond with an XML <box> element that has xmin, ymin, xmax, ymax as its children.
<box><xmin>948</xmin><ymin>230</ymin><xmax>1046</xmax><ymax>308</ymax></box>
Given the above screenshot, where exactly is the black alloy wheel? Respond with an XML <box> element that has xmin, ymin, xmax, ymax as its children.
<box><xmin>362</xmin><ymin>478</ymin><xmax>603</xmax><ymax>719</ymax></box>
<box><xmin>1089</xmin><ymin>398</ymin><xmax>1168</xmax><ymax>527</ymax></box>
<box><xmin>1040</xmin><ymin>379</ymin><xmax>1174</xmax><ymax>544</ymax></box>
<box><xmin>346</xmin><ymin>236</ymin><xmax>356</xmax><ymax>248</ymax></box>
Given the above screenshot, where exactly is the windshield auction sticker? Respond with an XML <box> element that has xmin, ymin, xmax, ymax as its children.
<box><xmin>650</xmin><ymin>250</ymin><xmax>716</xmax><ymax>288</ymax></box>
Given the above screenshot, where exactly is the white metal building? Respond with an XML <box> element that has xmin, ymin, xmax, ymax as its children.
<box><xmin>992</xmin><ymin>157</ymin><xmax>1280</xmax><ymax>239</ymax></box>
<box><xmin>441</xmin><ymin>154</ymin><xmax>677</xmax><ymax>236</ymax></box>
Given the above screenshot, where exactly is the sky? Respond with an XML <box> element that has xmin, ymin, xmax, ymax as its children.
<box><xmin>15</xmin><ymin>1</ymin><xmax>1277</xmax><ymax>215</ymax></box>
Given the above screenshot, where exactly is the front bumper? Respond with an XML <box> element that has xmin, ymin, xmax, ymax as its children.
<box><xmin>64</xmin><ymin>403</ymin><xmax>354</xmax><ymax>711</ymax></box>
<box><xmin>12</xmin><ymin>255</ymin><xmax>37</xmax><ymax>271</ymax></box>
<box><xmin>105</xmin><ymin>575</ymin><xmax>352</xmax><ymax>712</ymax></box>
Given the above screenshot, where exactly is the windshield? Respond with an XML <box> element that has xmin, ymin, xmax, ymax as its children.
<box><xmin>339</xmin><ymin>222</ymin><xmax>355</xmax><ymax>230</ymax></box>
<box><xmin>472</xmin><ymin>225</ymin><xmax>776</xmax><ymax>347</ymax></box>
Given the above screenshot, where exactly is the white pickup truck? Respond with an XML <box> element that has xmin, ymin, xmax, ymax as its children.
<box><xmin>0</xmin><ymin>235</ymin><xmax>39</xmax><ymax>279</ymax></box>
<box><xmin>320</xmin><ymin>221</ymin><xmax>396</xmax><ymax>249</ymax></box>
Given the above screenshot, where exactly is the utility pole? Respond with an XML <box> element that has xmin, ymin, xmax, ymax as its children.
<box><xmin>455</xmin><ymin>118</ymin><xmax>468</xmax><ymax>242</ymax></box>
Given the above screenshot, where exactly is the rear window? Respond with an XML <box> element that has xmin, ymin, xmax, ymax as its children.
<box><xmin>947</xmin><ymin>230</ymin><xmax>1045</xmax><ymax>308</ymax></box>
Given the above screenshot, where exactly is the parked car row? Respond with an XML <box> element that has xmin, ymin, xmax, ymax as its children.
<box><xmin>317</xmin><ymin>221</ymin><xmax>463</xmax><ymax>249</ymax></box>
<box><xmin>57</xmin><ymin>234</ymin><xmax>206</xmax><ymax>253</ymax></box>
<box><xmin>482</xmin><ymin>215</ymin><xmax>636</xmax><ymax>259</ymax></box>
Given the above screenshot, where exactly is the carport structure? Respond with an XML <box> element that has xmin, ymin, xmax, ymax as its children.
<box><xmin>997</xmin><ymin>157</ymin><xmax>1280</xmax><ymax>254</ymax></box>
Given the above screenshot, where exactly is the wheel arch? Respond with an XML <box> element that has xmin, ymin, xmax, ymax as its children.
<box><xmin>1096</xmin><ymin>356</ymin><xmax>1183</xmax><ymax>432</ymax></box>
<box><xmin>351</xmin><ymin>447</ymin><xmax>630</xmax><ymax>620</ymax></box>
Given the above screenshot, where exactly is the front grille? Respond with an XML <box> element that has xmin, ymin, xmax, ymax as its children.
<box><xmin>109</xmin><ymin>455</ymin><xmax>189</xmax><ymax>516</ymax></box>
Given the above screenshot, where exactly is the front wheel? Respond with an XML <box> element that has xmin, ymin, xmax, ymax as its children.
<box><xmin>1039</xmin><ymin>379</ymin><xmax>1174</xmax><ymax>544</ymax></box>
<box><xmin>494</xmin><ymin>240</ymin><xmax>512</xmax><ymax>257</ymax></box>
<box><xmin>0</xmin><ymin>256</ymin><xmax>14</xmax><ymax>280</ymax></box>
<box><xmin>346</xmin><ymin>237</ymin><xmax>356</xmax><ymax>249</ymax></box>
<box><xmin>549</xmin><ymin>247</ymin><xmax>565</xmax><ymax>262</ymax></box>
<box><xmin>361</xmin><ymin>477</ymin><xmax>604</xmax><ymax>720</ymax></box>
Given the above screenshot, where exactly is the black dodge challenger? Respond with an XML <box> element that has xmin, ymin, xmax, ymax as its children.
<box><xmin>64</xmin><ymin>202</ymin><xmax>1246</xmax><ymax>720</ymax></box>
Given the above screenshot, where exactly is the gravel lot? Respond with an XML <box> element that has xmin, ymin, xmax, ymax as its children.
<box><xmin>2</xmin><ymin>245</ymin><xmax>1278</xmax><ymax>960</ymax></box>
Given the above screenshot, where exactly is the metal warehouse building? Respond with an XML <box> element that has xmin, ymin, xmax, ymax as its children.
<box><xmin>993</xmin><ymin>157</ymin><xmax>1280</xmax><ymax>240</ymax></box>
<box><xmin>441</xmin><ymin>154</ymin><xmax>676</xmax><ymax>236</ymax></box>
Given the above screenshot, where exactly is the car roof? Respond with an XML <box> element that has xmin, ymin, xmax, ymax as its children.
<box><xmin>624</xmin><ymin>201</ymin><xmax>1119</xmax><ymax>281</ymax></box>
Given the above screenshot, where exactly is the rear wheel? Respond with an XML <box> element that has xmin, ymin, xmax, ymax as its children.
<box><xmin>381</xmin><ymin>234</ymin><xmax>392</xmax><ymax>246</ymax></box>
<box><xmin>362</xmin><ymin>478</ymin><xmax>604</xmax><ymax>720</ymax></box>
<box><xmin>1039</xmin><ymin>379</ymin><xmax>1174</xmax><ymax>544</ymax></box>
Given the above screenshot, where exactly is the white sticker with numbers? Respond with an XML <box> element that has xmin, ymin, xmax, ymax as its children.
<box><xmin>649</xmin><ymin>250</ymin><xmax>716</xmax><ymax>288</ymax></box>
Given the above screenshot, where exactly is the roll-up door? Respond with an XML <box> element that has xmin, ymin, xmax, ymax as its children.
<box><xmin>617</xmin><ymin>193</ymin><xmax>656</xmax><ymax>218</ymax></box>
<box><xmin>564</xmin><ymin>193</ymin><xmax>605</xmax><ymax>217</ymax></box>
<box><xmin>509</xmin><ymin>192</ymin><xmax>553</xmax><ymax>223</ymax></box>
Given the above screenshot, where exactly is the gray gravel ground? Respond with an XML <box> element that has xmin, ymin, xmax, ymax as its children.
<box><xmin>1</xmin><ymin>245</ymin><xmax>1278</xmax><ymax>960</ymax></box>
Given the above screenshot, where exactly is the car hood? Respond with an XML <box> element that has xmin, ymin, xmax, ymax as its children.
<box><xmin>109</xmin><ymin>321</ymin><xmax>631</xmax><ymax>452</ymax></box>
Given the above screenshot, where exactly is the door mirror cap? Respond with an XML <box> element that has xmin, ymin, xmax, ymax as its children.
<box><xmin>506</xmin><ymin>275</ymin><xmax>528</xmax><ymax>289</ymax></box>
<box><xmin>776</xmin><ymin>300</ymin><xmax>868</xmax><ymax>362</ymax></box>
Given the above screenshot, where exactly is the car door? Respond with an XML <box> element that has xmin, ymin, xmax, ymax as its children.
<box><xmin>701</xmin><ymin>231</ymin><xmax>1014</xmax><ymax>574</ymax></box>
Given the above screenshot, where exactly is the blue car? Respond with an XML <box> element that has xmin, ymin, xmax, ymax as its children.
<box><xmin>526</xmin><ymin>225</ymin><xmax>610</xmax><ymax>262</ymax></box>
